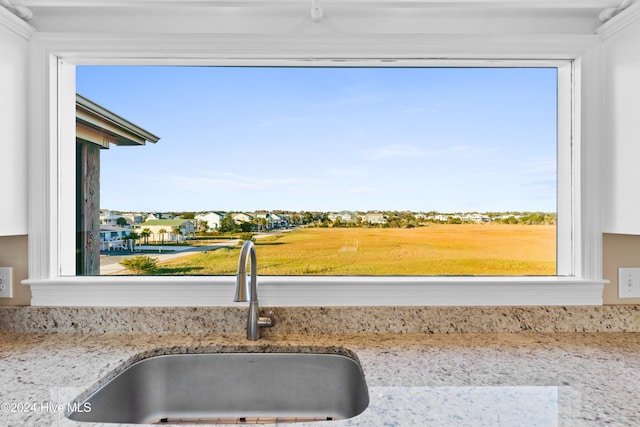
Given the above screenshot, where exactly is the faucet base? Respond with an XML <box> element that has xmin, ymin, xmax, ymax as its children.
<box><xmin>246</xmin><ymin>302</ymin><xmax>275</xmax><ymax>341</ymax></box>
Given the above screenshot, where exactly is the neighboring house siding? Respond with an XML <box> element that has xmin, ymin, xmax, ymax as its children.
<box><xmin>255</xmin><ymin>212</ymin><xmax>290</xmax><ymax>229</ymax></box>
<box><xmin>99</xmin><ymin>210</ymin><xmax>125</xmax><ymax>227</ymax></box>
<box><xmin>362</xmin><ymin>213</ymin><xmax>387</xmax><ymax>224</ymax></box>
<box><xmin>232</xmin><ymin>213</ymin><xmax>254</xmax><ymax>224</ymax></box>
<box><xmin>195</xmin><ymin>212</ymin><xmax>225</xmax><ymax>230</ymax></box>
<box><xmin>135</xmin><ymin>219</ymin><xmax>195</xmax><ymax>242</ymax></box>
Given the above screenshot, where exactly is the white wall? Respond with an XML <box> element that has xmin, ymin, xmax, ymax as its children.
<box><xmin>602</xmin><ymin>4</ymin><xmax>640</xmax><ymax>235</ymax></box>
<box><xmin>0</xmin><ymin>9</ymin><xmax>31</xmax><ymax>236</ymax></box>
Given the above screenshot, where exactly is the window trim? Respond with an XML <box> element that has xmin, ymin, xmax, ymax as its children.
<box><xmin>25</xmin><ymin>33</ymin><xmax>606</xmax><ymax>306</ymax></box>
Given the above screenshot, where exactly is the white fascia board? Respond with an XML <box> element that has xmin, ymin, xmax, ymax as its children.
<box><xmin>76</xmin><ymin>94</ymin><xmax>160</xmax><ymax>143</ymax></box>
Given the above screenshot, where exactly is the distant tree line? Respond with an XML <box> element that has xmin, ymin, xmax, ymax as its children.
<box><xmin>110</xmin><ymin>209</ymin><xmax>556</xmax><ymax>235</ymax></box>
<box><xmin>210</xmin><ymin>210</ymin><xmax>555</xmax><ymax>231</ymax></box>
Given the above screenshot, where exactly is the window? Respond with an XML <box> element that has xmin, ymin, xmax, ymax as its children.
<box><xmin>25</xmin><ymin>36</ymin><xmax>605</xmax><ymax>306</ymax></box>
<box><xmin>76</xmin><ymin>66</ymin><xmax>558</xmax><ymax>278</ymax></box>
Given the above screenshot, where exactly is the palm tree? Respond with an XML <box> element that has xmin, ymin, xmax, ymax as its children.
<box><xmin>126</xmin><ymin>231</ymin><xmax>139</xmax><ymax>251</ymax></box>
<box><xmin>172</xmin><ymin>226</ymin><xmax>183</xmax><ymax>243</ymax></box>
<box><xmin>140</xmin><ymin>228</ymin><xmax>151</xmax><ymax>245</ymax></box>
<box><xmin>158</xmin><ymin>228</ymin><xmax>167</xmax><ymax>245</ymax></box>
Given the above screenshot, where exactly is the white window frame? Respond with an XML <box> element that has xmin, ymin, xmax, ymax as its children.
<box><xmin>25</xmin><ymin>33</ymin><xmax>606</xmax><ymax>306</ymax></box>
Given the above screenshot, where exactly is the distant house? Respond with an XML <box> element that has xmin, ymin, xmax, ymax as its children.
<box><xmin>195</xmin><ymin>212</ymin><xmax>225</xmax><ymax>230</ymax></box>
<box><xmin>270</xmin><ymin>213</ymin><xmax>289</xmax><ymax>228</ymax></box>
<box><xmin>232</xmin><ymin>212</ymin><xmax>254</xmax><ymax>224</ymax></box>
<box><xmin>145</xmin><ymin>212</ymin><xmax>174</xmax><ymax>221</ymax></box>
<box><xmin>99</xmin><ymin>210</ymin><xmax>125</xmax><ymax>227</ymax></box>
<box><xmin>99</xmin><ymin>226</ymin><xmax>132</xmax><ymax>251</ymax></box>
<box><xmin>362</xmin><ymin>212</ymin><xmax>387</xmax><ymax>225</ymax></box>
<box><xmin>462</xmin><ymin>213</ymin><xmax>491</xmax><ymax>223</ymax></box>
<box><xmin>255</xmin><ymin>211</ymin><xmax>290</xmax><ymax>229</ymax></box>
<box><xmin>135</xmin><ymin>219</ymin><xmax>195</xmax><ymax>242</ymax></box>
<box><xmin>120</xmin><ymin>212</ymin><xmax>144</xmax><ymax>225</ymax></box>
<box><xmin>329</xmin><ymin>211</ymin><xmax>356</xmax><ymax>223</ymax></box>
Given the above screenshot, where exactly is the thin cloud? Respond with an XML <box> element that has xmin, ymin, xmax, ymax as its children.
<box><xmin>258</xmin><ymin>116</ymin><xmax>304</xmax><ymax>128</ymax></box>
<box><xmin>347</xmin><ymin>186</ymin><xmax>377</xmax><ymax>194</ymax></box>
<box><xmin>314</xmin><ymin>94</ymin><xmax>377</xmax><ymax>109</ymax></box>
<box><xmin>165</xmin><ymin>172</ymin><xmax>307</xmax><ymax>192</ymax></box>
<box><xmin>366</xmin><ymin>143</ymin><xmax>495</xmax><ymax>160</ymax></box>
<box><xmin>522</xmin><ymin>156</ymin><xmax>556</xmax><ymax>175</ymax></box>
<box><xmin>326</xmin><ymin>166</ymin><xmax>368</xmax><ymax>178</ymax></box>
<box><xmin>399</xmin><ymin>106</ymin><xmax>439</xmax><ymax>116</ymax></box>
<box><xmin>368</xmin><ymin>144</ymin><xmax>430</xmax><ymax>160</ymax></box>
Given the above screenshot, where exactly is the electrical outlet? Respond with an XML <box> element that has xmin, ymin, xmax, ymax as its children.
<box><xmin>618</xmin><ymin>267</ymin><xmax>640</xmax><ymax>298</ymax></box>
<box><xmin>0</xmin><ymin>267</ymin><xmax>12</xmax><ymax>298</ymax></box>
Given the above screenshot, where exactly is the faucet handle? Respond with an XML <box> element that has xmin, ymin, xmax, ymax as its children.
<box><xmin>258</xmin><ymin>311</ymin><xmax>275</xmax><ymax>328</ymax></box>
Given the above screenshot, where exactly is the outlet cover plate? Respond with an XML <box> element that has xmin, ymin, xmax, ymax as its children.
<box><xmin>618</xmin><ymin>267</ymin><xmax>640</xmax><ymax>298</ymax></box>
<box><xmin>0</xmin><ymin>267</ymin><xmax>12</xmax><ymax>298</ymax></box>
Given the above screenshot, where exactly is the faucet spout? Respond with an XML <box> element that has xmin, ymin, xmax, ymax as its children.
<box><xmin>234</xmin><ymin>240</ymin><xmax>274</xmax><ymax>340</ymax></box>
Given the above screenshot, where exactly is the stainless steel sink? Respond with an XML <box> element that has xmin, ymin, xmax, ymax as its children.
<box><xmin>66</xmin><ymin>352</ymin><xmax>369</xmax><ymax>424</ymax></box>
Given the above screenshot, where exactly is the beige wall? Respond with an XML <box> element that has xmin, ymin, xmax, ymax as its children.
<box><xmin>603</xmin><ymin>233</ymin><xmax>640</xmax><ymax>305</ymax></box>
<box><xmin>0</xmin><ymin>235</ymin><xmax>30</xmax><ymax>306</ymax></box>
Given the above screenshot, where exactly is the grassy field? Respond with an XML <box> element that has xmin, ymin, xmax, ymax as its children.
<box><xmin>157</xmin><ymin>224</ymin><xmax>556</xmax><ymax>276</ymax></box>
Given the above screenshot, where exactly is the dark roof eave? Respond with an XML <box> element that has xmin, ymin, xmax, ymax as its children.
<box><xmin>76</xmin><ymin>93</ymin><xmax>160</xmax><ymax>144</ymax></box>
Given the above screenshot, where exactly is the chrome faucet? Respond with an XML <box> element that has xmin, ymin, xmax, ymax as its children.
<box><xmin>234</xmin><ymin>240</ymin><xmax>274</xmax><ymax>340</ymax></box>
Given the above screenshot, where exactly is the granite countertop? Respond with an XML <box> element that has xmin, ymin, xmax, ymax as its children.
<box><xmin>2</xmin><ymin>332</ymin><xmax>640</xmax><ymax>426</ymax></box>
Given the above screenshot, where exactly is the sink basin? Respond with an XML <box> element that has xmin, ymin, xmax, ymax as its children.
<box><xmin>66</xmin><ymin>352</ymin><xmax>369</xmax><ymax>424</ymax></box>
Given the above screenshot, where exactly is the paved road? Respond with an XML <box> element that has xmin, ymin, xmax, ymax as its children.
<box><xmin>99</xmin><ymin>229</ymin><xmax>296</xmax><ymax>275</ymax></box>
<box><xmin>100</xmin><ymin>241</ymin><xmax>240</xmax><ymax>275</ymax></box>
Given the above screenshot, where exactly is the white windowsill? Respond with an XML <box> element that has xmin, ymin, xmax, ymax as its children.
<box><xmin>24</xmin><ymin>276</ymin><xmax>606</xmax><ymax>307</ymax></box>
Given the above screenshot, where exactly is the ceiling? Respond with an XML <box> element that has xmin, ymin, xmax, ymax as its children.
<box><xmin>2</xmin><ymin>0</ymin><xmax>635</xmax><ymax>35</ymax></box>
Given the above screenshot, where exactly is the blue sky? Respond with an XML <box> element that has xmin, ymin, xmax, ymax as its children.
<box><xmin>76</xmin><ymin>66</ymin><xmax>557</xmax><ymax>213</ymax></box>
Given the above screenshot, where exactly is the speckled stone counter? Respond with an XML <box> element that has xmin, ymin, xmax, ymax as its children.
<box><xmin>2</xmin><ymin>332</ymin><xmax>640</xmax><ymax>426</ymax></box>
<box><xmin>2</xmin><ymin>306</ymin><xmax>640</xmax><ymax>334</ymax></box>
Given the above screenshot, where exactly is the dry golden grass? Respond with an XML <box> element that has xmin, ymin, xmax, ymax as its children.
<box><xmin>158</xmin><ymin>224</ymin><xmax>556</xmax><ymax>276</ymax></box>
